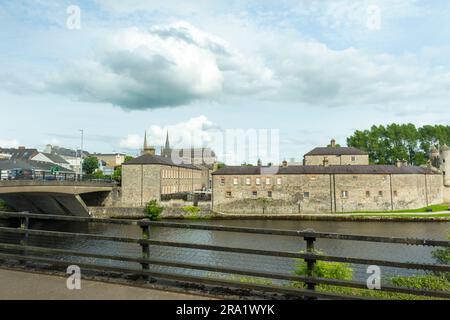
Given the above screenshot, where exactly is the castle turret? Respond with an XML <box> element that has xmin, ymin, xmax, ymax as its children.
<box><xmin>440</xmin><ymin>144</ymin><xmax>450</xmax><ymax>187</ymax></box>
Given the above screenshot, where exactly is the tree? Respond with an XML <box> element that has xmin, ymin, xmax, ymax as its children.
<box><xmin>111</xmin><ymin>155</ymin><xmax>133</xmax><ymax>182</ymax></box>
<box><xmin>82</xmin><ymin>156</ymin><xmax>99</xmax><ymax>174</ymax></box>
<box><xmin>346</xmin><ymin>124</ymin><xmax>450</xmax><ymax>165</ymax></box>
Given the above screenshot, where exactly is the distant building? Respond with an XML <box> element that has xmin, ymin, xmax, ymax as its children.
<box><xmin>0</xmin><ymin>147</ymin><xmax>38</xmax><ymax>161</ymax></box>
<box><xmin>160</xmin><ymin>131</ymin><xmax>217</xmax><ymax>166</ymax></box>
<box><xmin>31</xmin><ymin>152</ymin><xmax>71</xmax><ymax>170</ymax></box>
<box><xmin>121</xmin><ymin>132</ymin><xmax>204</xmax><ymax>206</ymax></box>
<box><xmin>303</xmin><ymin>139</ymin><xmax>369</xmax><ymax>166</ymax></box>
<box><xmin>44</xmin><ymin>144</ymin><xmax>89</xmax><ymax>173</ymax></box>
<box><xmin>92</xmin><ymin>153</ymin><xmax>127</xmax><ymax>167</ymax></box>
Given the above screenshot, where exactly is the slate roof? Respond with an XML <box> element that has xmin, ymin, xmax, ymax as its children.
<box><xmin>41</xmin><ymin>153</ymin><xmax>69</xmax><ymax>164</ymax></box>
<box><xmin>123</xmin><ymin>154</ymin><xmax>202</xmax><ymax>170</ymax></box>
<box><xmin>304</xmin><ymin>147</ymin><xmax>368</xmax><ymax>156</ymax></box>
<box><xmin>212</xmin><ymin>165</ymin><xmax>436</xmax><ymax>175</ymax></box>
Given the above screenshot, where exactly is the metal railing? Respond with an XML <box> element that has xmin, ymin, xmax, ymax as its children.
<box><xmin>0</xmin><ymin>211</ymin><xmax>448</xmax><ymax>300</ymax></box>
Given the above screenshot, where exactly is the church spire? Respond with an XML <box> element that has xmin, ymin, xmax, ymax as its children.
<box><xmin>165</xmin><ymin>130</ymin><xmax>170</xmax><ymax>149</ymax></box>
<box><xmin>142</xmin><ymin>130</ymin><xmax>155</xmax><ymax>155</ymax></box>
<box><xmin>143</xmin><ymin>130</ymin><xmax>148</xmax><ymax>150</ymax></box>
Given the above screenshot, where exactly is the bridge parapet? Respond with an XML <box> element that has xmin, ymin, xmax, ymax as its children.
<box><xmin>0</xmin><ymin>180</ymin><xmax>117</xmax><ymax>188</ymax></box>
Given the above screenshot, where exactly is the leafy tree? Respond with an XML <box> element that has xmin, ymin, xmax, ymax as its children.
<box><xmin>347</xmin><ymin>124</ymin><xmax>450</xmax><ymax>165</ymax></box>
<box><xmin>82</xmin><ymin>156</ymin><xmax>99</xmax><ymax>174</ymax></box>
<box><xmin>124</xmin><ymin>155</ymin><xmax>134</xmax><ymax>162</ymax></box>
<box><xmin>145</xmin><ymin>200</ymin><xmax>164</xmax><ymax>221</ymax></box>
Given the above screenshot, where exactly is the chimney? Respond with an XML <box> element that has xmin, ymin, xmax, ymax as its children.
<box><xmin>257</xmin><ymin>158</ymin><xmax>262</xmax><ymax>166</ymax></box>
<box><xmin>323</xmin><ymin>157</ymin><xmax>329</xmax><ymax>167</ymax></box>
<box><xmin>18</xmin><ymin>146</ymin><xmax>25</xmax><ymax>150</ymax></box>
<box><xmin>330</xmin><ymin>139</ymin><xmax>336</xmax><ymax>148</ymax></box>
<box><xmin>402</xmin><ymin>159</ymin><xmax>408</xmax><ymax>167</ymax></box>
<box><xmin>282</xmin><ymin>160</ymin><xmax>288</xmax><ymax>167</ymax></box>
<box><xmin>396</xmin><ymin>159</ymin><xmax>402</xmax><ymax>168</ymax></box>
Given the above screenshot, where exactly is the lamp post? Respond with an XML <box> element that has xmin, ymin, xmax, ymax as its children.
<box><xmin>80</xmin><ymin>129</ymin><xmax>84</xmax><ymax>181</ymax></box>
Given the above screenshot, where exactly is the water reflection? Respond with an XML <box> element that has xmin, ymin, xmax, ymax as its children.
<box><xmin>0</xmin><ymin>218</ymin><xmax>448</xmax><ymax>281</ymax></box>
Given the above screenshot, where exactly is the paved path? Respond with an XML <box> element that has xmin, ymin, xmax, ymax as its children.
<box><xmin>0</xmin><ymin>268</ymin><xmax>211</xmax><ymax>300</ymax></box>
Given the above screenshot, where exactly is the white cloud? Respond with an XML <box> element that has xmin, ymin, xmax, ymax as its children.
<box><xmin>44</xmin><ymin>22</ymin><xmax>274</xmax><ymax>110</ymax></box>
<box><xmin>0</xmin><ymin>139</ymin><xmax>20</xmax><ymax>148</ymax></box>
<box><xmin>119</xmin><ymin>115</ymin><xmax>219</xmax><ymax>150</ymax></box>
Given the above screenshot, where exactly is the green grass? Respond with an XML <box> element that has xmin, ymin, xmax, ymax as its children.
<box><xmin>339</xmin><ymin>204</ymin><xmax>450</xmax><ymax>217</ymax></box>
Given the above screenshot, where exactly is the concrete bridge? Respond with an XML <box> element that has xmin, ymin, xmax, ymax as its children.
<box><xmin>0</xmin><ymin>180</ymin><xmax>117</xmax><ymax>216</ymax></box>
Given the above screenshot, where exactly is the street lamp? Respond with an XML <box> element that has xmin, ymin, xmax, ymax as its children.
<box><xmin>80</xmin><ymin>129</ymin><xmax>84</xmax><ymax>181</ymax></box>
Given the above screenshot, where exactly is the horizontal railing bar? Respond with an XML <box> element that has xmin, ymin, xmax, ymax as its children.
<box><xmin>1</xmin><ymin>226</ymin><xmax>448</xmax><ymax>272</ymax></box>
<box><xmin>0</xmin><ymin>242</ymin><xmax>448</xmax><ymax>298</ymax></box>
<box><xmin>1</xmin><ymin>211</ymin><xmax>448</xmax><ymax>247</ymax></box>
<box><xmin>0</xmin><ymin>252</ymin><xmax>366</xmax><ymax>300</ymax></box>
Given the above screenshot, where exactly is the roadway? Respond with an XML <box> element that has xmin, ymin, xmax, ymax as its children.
<box><xmin>0</xmin><ymin>268</ymin><xmax>211</xmax><ymax>300</ymax></box>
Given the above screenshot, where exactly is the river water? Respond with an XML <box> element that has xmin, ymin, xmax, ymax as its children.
<box><xmin>0</xmin><ymin>218</ymin><xmax>449</xmax><ymax>283</ymax></box>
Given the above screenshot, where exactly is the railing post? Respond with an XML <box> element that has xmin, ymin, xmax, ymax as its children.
<box><xmin>303</xmin><ymin>229</ymin><xmax>317</xmax><ymax>296</ymax></box>
<box><xmin>19</xmin><ymin>214</ymin><xmax>29</xmax><ymax>259</ymax></box>
<box><xmin>139</xmin><ymin>219</ymin><xmax>151</xmax><ymax>281</ymax></box>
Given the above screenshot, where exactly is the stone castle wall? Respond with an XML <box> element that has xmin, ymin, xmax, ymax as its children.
<box><xmin>212</xmin><ymin>173</ymin><xmax>443</xmax><ymax>214</ymax></box>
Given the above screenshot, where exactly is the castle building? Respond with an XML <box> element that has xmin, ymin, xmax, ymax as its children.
<box><xmin>121</xmin><ymin>132</ymin><xmax>203</xmax><ymax>207</ymax></box>
<box><xmin>303</xmin><ymin>139</ymin><xmax>369</xmax><ymax>166</ymax></box>
<box><xmin>212</xmin><ymin>141</ymin><xmax>445</xmax><ymax>214</ymax></box>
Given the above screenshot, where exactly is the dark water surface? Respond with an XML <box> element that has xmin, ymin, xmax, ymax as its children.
<box><xmin>0</xmin><ymin>218</ymin><xmax>449</xmax><ymax>282</ymax></box>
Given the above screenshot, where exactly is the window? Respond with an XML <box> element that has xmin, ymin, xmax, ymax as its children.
<box><xmin>303</xmin><ymin>191</ymin><xmax>310</xmax><ymax>198</ymax></box>
<box><xmin>226</xmin><ymin>191</ymin><xmax>232</xmax><ymax>198</ymax></box>
<box><xmin>246</xmin><ymin>178</ymin><xmax>251</xmax><ymax>185</ymax></box>
<box><xmin>233</xmin><ymin>178</ymin><xmax>238</xmax><ymax>185</ymax></box>
<box><xmin>266</xmin><ymin>178</ymin><xmax>271</xmax><ymax>185</ymax></box>
<box><xmin>378</xmin><ymin>191</ymin><xmax>383</xmax><ymax>196</ymax></box>
<box><xmin>267</xmin><ymin>191</ymin><xmax>272</xmax><ymax>198</ymax></box>
<box><xmin>276</xmin><ymin>177</ymin><xmax>282</xmax><ymax>185</ymax></box>
<box><xmin>393</xmin><ymin>190</ymin><xmax>398</xmax><ymax>197</ymax></box>
<box><xmin>341</xmin><ymin>190</ymin><xmax>348</xmax><ymax>198</ymax></box>
<box><xmin>220</xmin><ymin>178</ymin><xmax>225</xmax><ymax>185</ymax></box>
<box><xmin>256</xmin><ymin>178</ymin><xmax>261</xmax><ymax>185</ymax></box>
<box><xmin>366</xmin><ymin>191</ymin><xmax>370</xmax><ymax>197</ymax></box>
<box><xmin>351</xmin><ymin>156</ymin><xmax>356</xmax><ymax>162</ymax></box>
<box><xmin>252</xmin><ymin>191</ymin><xmax>257</xmax><ymax>197</ymax></box>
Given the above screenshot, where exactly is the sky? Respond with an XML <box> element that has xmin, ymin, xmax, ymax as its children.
<box><xmin>0</xmin><ymin>0</ymin><xmax>449</xmax><ymax>164</ymax></box>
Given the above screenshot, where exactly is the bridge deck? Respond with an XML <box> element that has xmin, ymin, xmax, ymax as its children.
<box><xmin>0</xmin><ymin>268</ymin><xmax>211</xmax><ymax>300</ymax></box>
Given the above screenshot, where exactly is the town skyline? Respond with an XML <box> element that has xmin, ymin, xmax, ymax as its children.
<box><xmin>1</xmin><ymin>1</ymin><xmax>450</xmax><ymax>162</ymax></box>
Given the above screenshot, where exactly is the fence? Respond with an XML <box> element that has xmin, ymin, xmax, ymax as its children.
<box><xmin>0</xmin><ymin>211</ymin><xmax>448</xmax><ymax>300</ymax></box>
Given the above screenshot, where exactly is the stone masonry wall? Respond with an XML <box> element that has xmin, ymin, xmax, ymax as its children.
<box><xmin>304</xmin><ymin>154</ymin><xmax>369</xmax><ymax>166</ymax></box>
<box><xmin>212</xmin><ymin>173</ymin><xmax>444</xmax><ymax>214</ymax></box>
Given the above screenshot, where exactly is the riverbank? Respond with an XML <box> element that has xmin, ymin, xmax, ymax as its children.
<box><xmin>88</xmin><ymin>206</ymin><xmax>450</xmax><ymax>222</ymax></box>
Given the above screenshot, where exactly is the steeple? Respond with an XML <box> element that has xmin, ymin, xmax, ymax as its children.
<box><xmin>143</xmin><ymin>130</ymin><xmax>148</xmax><ymax>150</ymax></box>
<box><xmin>142</xmin><ymin>130</ymin><xmax>155</xmax><ymax>156</ymax></box>
<box><xmin>161</xmin><ymin>130</ymin><xmax>171</xmax><ymax>157</ymax></box>
<box><xmin>165</xmin><ymin>130</ymin><xmax>170</xmax><ymax>150</ymax></box>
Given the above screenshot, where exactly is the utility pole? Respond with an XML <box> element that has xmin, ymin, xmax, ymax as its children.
<box><xmin>80</xmin><ymin>129</ymin><xmax>84</xmax><ymax>181</ymax></box>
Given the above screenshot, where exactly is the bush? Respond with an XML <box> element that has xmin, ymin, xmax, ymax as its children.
<box><xmin>294</xmin><ymin>250</ymin><xmax>353</xmax><ymax>281</ymax></box>
<box><xmin>181</xmin><ymin>206</ymin><xmax>200</xmax><ymax>215</ymax></box>
<box><xmin>145</xmin><ymin>200</ymin><xmax>164</xmax><ymax>221</ymax></box>
<box><xmin>389</xmin><ymin>274</ymin><xmax>449</xmax><ymax>292</ymax></box>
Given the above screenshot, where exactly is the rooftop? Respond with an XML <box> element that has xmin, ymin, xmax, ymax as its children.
<box><xmin>212</xmin><ymin>165</ymin><xmax>436</xmax><ymax>175</ymax></box>
<box><xmin>304</xmin><ymin>146</ymin><xmax>368</xmax><ymax>156</ymax></box>
<box><xmin>123</xmin><ymin>154</ymin><xmax>202</xmax><ymax>170</ymax></box>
